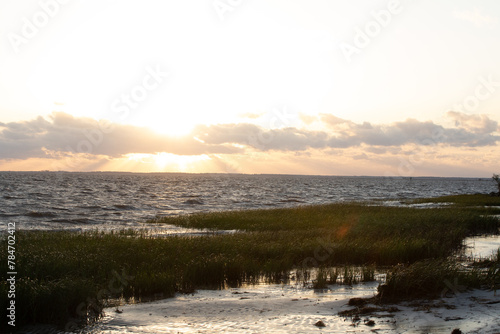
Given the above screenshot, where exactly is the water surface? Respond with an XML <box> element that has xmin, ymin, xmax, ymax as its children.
<box><xmin>0</xmin><ymin>172</ymin><xmax>496</xmax><ymax>231</ymax></box>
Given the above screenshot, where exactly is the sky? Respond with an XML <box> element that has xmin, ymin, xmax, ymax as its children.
<box><xmin>0</xmin><ymin>0</ymin><xmax>499</xmax><ymax>176</ymax></box>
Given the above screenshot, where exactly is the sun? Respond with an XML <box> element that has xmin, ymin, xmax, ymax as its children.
<box><xmin>154</xmin><ymin>153</ymin><xmax>171</xmax><ymax>169</ymax></box>
<box><xmin>125</xmin><ymin>153</ymin><xmax>210</xmax><ymax>172</ymax></box>
<box><xmin>155</xmin><ymin>153</ymin><xmax>211</xmax><ymax>171</ymax></box>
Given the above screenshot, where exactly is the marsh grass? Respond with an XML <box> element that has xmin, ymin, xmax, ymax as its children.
<box><xmin>326</xmin><ymin>267</ymin><xmax>339</xmax><ymax>284</ymax></box>
<box><xmin>1</xmin><ymin>194</ymin><xmax>499</xmax><ymax>329</ymax></box>
<box><xmin>376</xmin><ymin>259</ymin><xmax>497</xmax><ymax>302</ymax></box>
<box><xmin>308</xmin><ymin>265</ymin><xmax>376</xmax><ymax>288</ymax></box>
<box><xmin>341</xmin><ymin>267</ymin><xmax>358</xmax><ymax>285</ymax></box>
<box><xmin>486</xmin><ymin>248</ymin><xmax>500</xmax><ymax>293</ymax></box>
<box><xmin>361</xmin><ymin>266</ymin><xmax>376</xmax><ymax>282</ymax></box>
<box><xmin>408</xmin><ymin>193</ymin><xmax>500</xmax><ymax>208</ymax></box>
<box><xmin>312</xmin><ymin>269</ymin><xmax>329</xmax><ymax>289</ymax></box>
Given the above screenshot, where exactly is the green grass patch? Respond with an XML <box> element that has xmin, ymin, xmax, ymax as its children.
<box><xmin>408</xmin><ymin>193</ymin><xmax>500</xmax><ymax>207</ymax></box>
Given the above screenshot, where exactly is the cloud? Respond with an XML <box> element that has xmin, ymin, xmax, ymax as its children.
<box><xmin>239</xmin><ymin>112</ymin><xmax>263</xmax><ymax>119</ymax></box>
<box><xmin>195</xmin><ymin>114</ymin><xmax>499</xmax><ymax>150</ymax></box>
<box><xmin>317</xmin><ymin>113</ymin><xmax>499</xmax><ymax>148</ymax></box>
<box><xmin>453</xmin><ymin>8</ymin><xmax>497</xmax><ymax>27</ymax></box>
<box><xmin>0</xmin><ymin>112</ymin><xmax>498</xmax><ymax>162</ymax></box>
<box><xmin>447</xmin><ymin>111</ymin><xmax>499</xmax><ymax>134</ymax></box>
<box><xmin>320</xmin><ymin>114</ymin><xmax>351</xmax><ymax>127</ymax></box>
<box><xmin>194</xmin><ymin>123</ymin><xmax>329</xmax><ymax>151</ymax></box>
<box><xmin>0</xmin><ymin>112</ymin><xmax>240</xmax><ymax>160</ymax></box>
<box><xmin>353</xmin><ymin>153</ymin><xmax>368</xmax><ymax>160</ymax></box>
<box><xmin>298</xmin><ymin>113</ymin><xmax>318</xmax><ymax>125</ymax></box>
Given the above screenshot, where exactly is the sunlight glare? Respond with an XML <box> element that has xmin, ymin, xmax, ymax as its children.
<box><xmin>126</xmin><ymin>153</ymin><xmax>210</xmax><ymax>172</ymax></box>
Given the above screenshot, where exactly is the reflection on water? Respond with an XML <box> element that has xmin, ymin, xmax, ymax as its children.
<box><xmin>462</xmin><ymin>234</ymin><xmax>500</xmax><ymax>260</ymax></box>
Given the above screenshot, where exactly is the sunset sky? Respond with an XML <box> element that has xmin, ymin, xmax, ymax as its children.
<box><xmin>1</xmin><ymin>0</ymin><xmax>499</xmax><ymax>176</ymax></box>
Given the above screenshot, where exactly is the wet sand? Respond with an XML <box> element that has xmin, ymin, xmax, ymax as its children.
<box><xmin>86</xmin><ymin>282</ymin><xmax>500</xmax><ymax>334</ymax></box>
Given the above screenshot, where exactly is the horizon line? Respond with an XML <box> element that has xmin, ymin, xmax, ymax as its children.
<box><xmin>0</xmin><ymin>170</ymin><xmax>496</xmax><ymax>179</ymax></box>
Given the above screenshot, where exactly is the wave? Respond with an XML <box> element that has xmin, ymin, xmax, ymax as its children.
<box><xmin>50</xmin><ymin>218</ymin><xmax>97</xmax><ymax>224</ymax></box>
<box><xmin>77</xmin><ymin>205</ymin><xmax>103</xmax><ymax>210</ymax></box>
<box><xmin>113</xmin><ymin>204</ymin><xmax>137</xmax><ymax>210</ymax></box>
<box><xmin>51</xmin><ymin>206</ymin><xmax>70</xmax><ymax>211</ymax></box>
<box><xmin>183</xmin><ymin>199</ymin><xmax>203</xmax><ymax>205</ymax></box>
<box><xmin>279</xmin><ymin>199</ymin><xmax>305</xmax><ymax>203</ymax></box>
<box><xmin>26</xmin><ymin>211</ymin><xmax>57</xmax><ymax>218</ymax></box>
<box><xmin>0</xmin><ymin>213</ymin><xmax>20</xmax><ymax>217</ymax></box>
<box><xmin>3</xmin><ymin>195</ymin><xmax>22</xmax><ymax>200</ymax></box>
<box><xmin>29</xmin><ymin>192</ymin><xmax>51</xmax><ymax>197</ymax></box>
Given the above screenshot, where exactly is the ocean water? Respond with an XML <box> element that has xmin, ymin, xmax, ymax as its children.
<box><xmin>0</xmin><ymin>172</ymin><xmax>496</xmax><ymax>232</ymax></box>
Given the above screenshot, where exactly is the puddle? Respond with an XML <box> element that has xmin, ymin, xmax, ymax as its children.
<box><xmin>462</xmin><ymin>235</ymin><xmax>500</xmax><ymax>260</ymax></box>
<box><xmin>373</xmin><ymin>201</ymin><xmax>453</xmax><ymax>209</ymax></box>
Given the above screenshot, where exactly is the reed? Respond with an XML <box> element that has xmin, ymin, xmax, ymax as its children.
<box><xmin>375</xmin><ymin>258</ymin><xmax>498</xmax><ymax>302</ymax></box>
<box><xmin>341</xmin><ymin>267</ymin><xmax>357</xmax><ymax>285</ymax></box>
<box><xmin>312</xmin><ymin>269</ymin><xmax>329</xmax><ymax>289</ymax></box>
<box><xmin>361</xmin><ymin>266</ymin><xmax>376</xmax><ymax>282</ymax></box>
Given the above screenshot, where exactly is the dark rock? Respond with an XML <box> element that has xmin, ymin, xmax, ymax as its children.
<box><xmin>348</xmin><ymin>297</ymin><xmax>367</xmax><ymax>306</ymax></box>
<box><xmin>359</xmin><ymin>306</ymin><xmax>379</xmax><ymax>314</ymax></box>
<box><xmin>365</xmin><ymin>319</ymin><xmax>375</xmax><ymax>326</ymax></box>
<box><xmin>451</xmin><ymin>329</ymin><xmax>462</xmax><ymax>334</ymax></box>
<box><xmin>314</xmin><ymin>320</ymin><xmax>326</xmax><ymax>327</ymax></box>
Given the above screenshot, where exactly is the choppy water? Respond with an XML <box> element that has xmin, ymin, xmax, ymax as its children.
<box><xmin>0</xmin><ymin>172</ymin><xmax>496</xmax><ymax>231</ymax></box>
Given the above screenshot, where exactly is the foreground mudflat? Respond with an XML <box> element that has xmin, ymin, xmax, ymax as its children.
<box><xmin>87</xmin><ymin>283</ymin><xmax>500</xmax><ymax>334</ymax></box>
